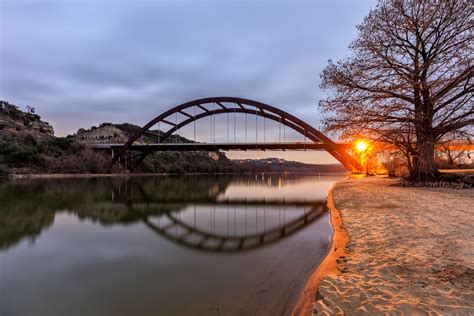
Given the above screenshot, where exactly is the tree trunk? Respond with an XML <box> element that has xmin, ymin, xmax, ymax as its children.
<box><xmin>410</xmin><ymin>137</ymin><xmax>438</xmax><ymax>182</ymax></box>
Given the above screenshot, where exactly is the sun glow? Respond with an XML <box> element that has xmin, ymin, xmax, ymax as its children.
<box><xmin>356</xmin><ymin>141</ymin><xmax>368</xmax><ymax>152</ymax></box>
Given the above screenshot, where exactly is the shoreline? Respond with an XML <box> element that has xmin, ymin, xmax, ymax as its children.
<box><xmin>292</xmin><ymin>182</ymin><xmax>348</xmax><ymax>315</ymax></box>
<box><xmin>3</xmin><ymin>171</ymin><xmax>349</xmax><ymax>179</ymax></box>
<box><xmin>303</xmin><ymin>176</ymin><xmax>474</xmax><ymax>314</ymax></box>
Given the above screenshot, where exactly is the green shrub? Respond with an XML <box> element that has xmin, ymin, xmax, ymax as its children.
<box><xmin>0</xmin><ymin>163</ymin><xmax>9</xmax><ymax>175</ymax></box>
<box><xmin>5</xmin><ymin>144</ymin><xmax>38</xmax><ymax>167</ymax></box>
<box><xmin>50</xmin><ymin>137</ymin><xmax>72</xmax><ymax>150</ymax></box>
<box><xmin>23</xmin><ymin>134</ymin><xmax>37</xmax><ymax>146</ymax></box>
<box><xmin>115</xmin><ymin>123</ymin><xmax>141</xmax><ymax>135</ymax></box>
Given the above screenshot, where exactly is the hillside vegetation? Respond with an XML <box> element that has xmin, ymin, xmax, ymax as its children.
<box><xmin>0</xmin><ymin>101</ymin><xmax>113</xmax><ymax>174</ymax></box>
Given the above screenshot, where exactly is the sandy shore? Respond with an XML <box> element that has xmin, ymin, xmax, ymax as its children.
<box><xmin>301</xmin><ymin>177</ymin><xmax>474</xmax><ymax>314</ymax></box>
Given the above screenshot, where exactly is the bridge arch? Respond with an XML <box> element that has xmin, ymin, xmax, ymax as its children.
<box><xmin>113</xmin><ymin>97</ymin><xmax>361</xmax><ymax>171</ymax></box>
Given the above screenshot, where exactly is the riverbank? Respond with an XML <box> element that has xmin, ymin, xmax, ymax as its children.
<box><xmin>299</xmin><ymin>177</ymin><xmax>474</xmax><ymax>314</ymax></box>
<box><xmin>4</xmin><ymin>171</ymin><xmax>349</xmax><ymax>179</ymax></box>
<box><xmin>292</xmin><ymin>184</ymin><xmax>349</xmax><ymax>315</ymax></box>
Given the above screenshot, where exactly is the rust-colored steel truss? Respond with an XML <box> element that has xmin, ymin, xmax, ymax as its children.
<box><xmin>112</xmin><ymin>97</ymin><xmax>363</xmax><ymax>171</ymax></box>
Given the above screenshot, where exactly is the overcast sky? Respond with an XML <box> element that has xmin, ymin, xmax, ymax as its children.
<box><xmin>1</xmin><ymin>0</ymin><xmax>376</xmax><ymax>163</ymax></box>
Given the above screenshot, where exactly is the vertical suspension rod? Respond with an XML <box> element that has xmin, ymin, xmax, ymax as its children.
<box><xmin>193</xmin><ymin>106</ymin><xmax>196</xmax><ymax>142</ymax></box>
<box><xmin>255</xmin><ymin>109</ymin><xmax>258</xmax><ymax>145</ymax></box>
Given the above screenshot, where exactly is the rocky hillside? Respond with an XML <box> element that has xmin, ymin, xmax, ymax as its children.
<box><xmin>70</xmin><ymin>122</ymin><xmax>237</xmax><ymax>174</ymax></box>
<box><xmin>0</xmin><ymin>101</ymin><xmax>113</xmax><ymax>175</ymax></box>
<box><xmin>0</xmin><ymin>101</ymin><xmax>54</xmax><ymax>137</ymax></box>
<box><xmin>72</xmin><ymin>122</ymin><xmax>186</xmax><ymax>144</ymax></box>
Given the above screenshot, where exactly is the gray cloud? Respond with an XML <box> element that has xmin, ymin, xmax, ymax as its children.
<box><xmin>1</xmin><ymin>0</ymin><xmax>376</xmax><ymax>145</ymax></box>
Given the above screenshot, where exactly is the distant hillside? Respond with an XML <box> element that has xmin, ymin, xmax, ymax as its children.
<box><xmin>233</xmin><ymin>158</ymin><xmax>347</xmax><ymax>173</ymax></box>
<box><xmin>71</xmin><ymin>122</ymin><xmax>236</xmax><ymax>174</ymax></box>
<box><xmin>0</xmin><ymin>101</ymin><xmax>112</xmax><ymax>175</ymax></box>
<box><xmin>0</xmin><ymin>101</ymin><xmax>54</xmax><ymax>137</ymax></box>
<box><xmin>72</xmin><ymin>122</ymin><xmax>188</xmax><ymax>144</ymax></box>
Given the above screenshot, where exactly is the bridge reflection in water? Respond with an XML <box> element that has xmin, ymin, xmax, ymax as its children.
<box><xmin>0</xmin><ymin>174</ymin><xmax>331</xmax><ymax>253</ymax></box>
<box><xmin>110</xmin><ymin>175</ymin><xmax>328</xmax><ymax>253</ymax></box>
<box><xmin>135</xmin><ymin>200</ymin><xmax>326</xmax><ymax>253</ymax></box>
<box><xmin>0</xmin><ymin>173</ymin><xmax>337</xmax><ymax>316</ymax></box>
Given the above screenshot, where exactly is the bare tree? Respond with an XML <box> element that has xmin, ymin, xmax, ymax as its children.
<box><xmin>319</xmin><ymin>0</ymin><xmax>473</xmax><ymax>182</ymax></box>
<box><xmin>436</xmin><ymin>131</ymin><xmax>472</xmax><ymax>168</ymax></box>
<box><xmin>26</xmin><ymin>105</ymin><xmax>35</xmax><ymax>114</ymax></box>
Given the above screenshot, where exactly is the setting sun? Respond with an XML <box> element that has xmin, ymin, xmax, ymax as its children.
<box><xmin>356</xmin><ymin>141</ymin><xmax>368</xmax><ymax>152</ymax></box>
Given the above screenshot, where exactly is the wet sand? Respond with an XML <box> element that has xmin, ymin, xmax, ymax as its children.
<box><xmin>298</xmin><ymin>177</ymin><xmax>474</xmax><ymax>315</ymax></box>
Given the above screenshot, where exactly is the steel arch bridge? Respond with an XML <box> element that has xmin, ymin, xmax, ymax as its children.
<box><xmin>111</xmin><ymin>97</ymin><xmax>362</xmax><ymax>171</ymax></box>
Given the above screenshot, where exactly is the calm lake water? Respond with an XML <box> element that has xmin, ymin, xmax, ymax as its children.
<box><xmin>0</xmin><ymin>174</ymin><xmax>339</xmax><ymax>316</ymax></box>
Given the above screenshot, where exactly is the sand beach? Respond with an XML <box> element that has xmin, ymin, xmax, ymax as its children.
<box><xmin>296</xmin><ymin>177</ymin><xmax>474</xmax><ymax>315</ymax></box>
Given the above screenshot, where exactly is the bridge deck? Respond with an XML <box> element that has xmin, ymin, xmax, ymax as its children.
<box><xmin>89</xmin><ymin>142</ymin><xmax>352</xmax><ymax>151</ymax></box>
<box><xmin>89</xmin><ymin>142</ymin><xmax>473</xmax><ymax>152</ymax></box>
